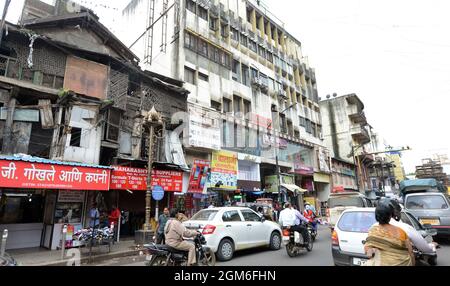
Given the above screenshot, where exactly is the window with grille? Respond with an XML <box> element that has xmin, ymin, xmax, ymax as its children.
<box><xmin>232</xmin><ymin>60</ymin><xmax>240</xmax><ymax>82</ymax></box>
<box><xmin>240</xmin><ymin>34</ymin><xmax>248</xmax><ymax>47</ymax></box>
<box><xmin>186</xmin><ymin>0</ymin><xmax>196</xmax><ymax>13</ymax></box>
<box><xmin>249</xmin><ymin>40</ymin><xmax>257</xmax><ymax>53</ymax></box>
<box><xmin>231</xmin><ymin>27</ymin><xmax>239</xmax><ymax>42</ymax></box>
<box><xmin>223</xmin><ymin>98</ymin><xmax>232</xmax><ymax>113</ymax></box>
<box><xmin>198</xmin><ymin>6</ymin><xmax>208</xmax><ymax>20</ymax></box>
<box><xmin>184</xmin><ymin>32</ymin><xmax>197</xmax><ymax>50</ymax></box>
<box><xmin>199</xmin><ymin>39</ymin><xmax>208</xmax><ymax>57</ymax></box>
<box><xmin>210</xmin><ymin>17</ymin><xmax>218</xmax><ymax>31</ymax></box>
<box><xmin>241</xmin><ymin>64</ymin><xmax>250</xmax><ymax>86</ymax></box>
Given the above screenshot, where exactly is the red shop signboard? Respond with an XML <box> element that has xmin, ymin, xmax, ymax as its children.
<box><xmin>151</xmin><ymin>170</ymin><xmax>183</xmax><ymax>193</ymax></box>
<box><xmin>0</xmin><ymin>160</ymin><xmax>110</xmax><ymax>191</ymax></box>
<box><xmin>110</xmin><ymin>166</ymin><xmax>148</xmax><ymax>191</ymax></box>
<box><xmin>110</xmin><ymin>168</ymin><xmax>183</xmax><ymax>193</ymax></box>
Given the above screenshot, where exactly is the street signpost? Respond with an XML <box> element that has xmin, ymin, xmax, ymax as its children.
<box><xmin>153</xmin><ymin>185</ymin><xmax>164</xmax><ymax>222</ymax></box>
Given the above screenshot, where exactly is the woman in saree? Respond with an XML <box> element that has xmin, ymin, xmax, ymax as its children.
<box><xmin>364</xmin><ymin>202</ymin><xmax>415</xmax><ymax>266</ymax></box>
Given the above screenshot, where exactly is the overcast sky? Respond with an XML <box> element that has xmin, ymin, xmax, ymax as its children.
<box><xmin>2</xmin><ymin>0</ymin><xmax>449</xmax><ymax>173</ymax></box>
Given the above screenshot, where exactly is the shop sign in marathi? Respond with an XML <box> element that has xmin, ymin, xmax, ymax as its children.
<box><xmin>110</xmin><ymin>166</ymin><xmax>147</xmax><ymax>191</ymax></box>
<box><xmin>188</xmin><ymin>159</ymin><xmax>211</xmax><ymax>194</ymax></box>
<box><xmin>0</xmin><ymin>160</ymin><xmax>110</xmax><ymax>191</ymax></box>
<box><xmin>151</xmin><ymin>170</ymin><xmax>183</xmax><ymax>192</ymax></box>
<box><xmin>209</xmin><ymin>151</ymin><xmax>238</xmax><ymax>190</ymax></box>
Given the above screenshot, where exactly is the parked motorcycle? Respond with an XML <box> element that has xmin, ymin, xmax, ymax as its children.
<box><xmin>145</xmin><ymin>233</ymin><xmax>216</xmax><ymax>266</ymax></box>
<box><xmin>282</xmin><ymin>224</ymin><xmax>313</xmax><ymax>257</ymax></box>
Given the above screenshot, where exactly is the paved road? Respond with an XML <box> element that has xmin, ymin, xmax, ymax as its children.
<box><xmin>91</xmin><ymin>226</ymin><xmax>450</xmax><ymax>266</ymax></box>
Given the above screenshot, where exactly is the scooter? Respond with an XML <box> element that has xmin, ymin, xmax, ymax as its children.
<box><xmin>145</xmin><ymin>233</ymin><xmax>216</xmax><ymax>266</ymax></box>
<box><xmin>282</xmin><ymin>224</ymin><xmax>313</xmax><ymax>257</ymax></box>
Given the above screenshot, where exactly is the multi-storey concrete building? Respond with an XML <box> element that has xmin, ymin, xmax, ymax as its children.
<box><xmin>121</xmin><ymin>0</ymin><xmax>330</xmax><ymax>209</ymax></box>
<box><xmin>320</xmin><ymin>93</ymin><xmax>373</xmax><ymax>193</ymax></box>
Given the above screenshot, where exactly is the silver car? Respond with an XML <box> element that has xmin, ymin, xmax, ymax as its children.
<box><xmin>404</xmin><ymin>192</ymin><xmax>450</xmax><ymax>237</ymax></box>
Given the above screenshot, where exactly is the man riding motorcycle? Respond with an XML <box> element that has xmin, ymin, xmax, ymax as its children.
<box><xmin>165</xmin><ymin>210</ymin><xmax>200</xmax><ymax>266</ymax></box>
<box><xmin>279</xmin><ymin>203</ymin><xmax>310</xmax><ymax>245</ymax></box>
<box><xmin>303</xmin><ymin>204</ymin><xmax>318</xmax><ymax>232</ymax></box>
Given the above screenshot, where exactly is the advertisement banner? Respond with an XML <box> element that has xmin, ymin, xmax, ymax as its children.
<box><xmin>110</xmin><ymin>166</ymin><xmax>147</xmax><ymax>191</ymax></box>
<box><xmin>188</xmin><ymin>159</ymin><xmax>211</xmax><ymax>194</ymax></box>
<box><xmin>151</xmin><ymin>170</ymin><xmax>183</xmax><ymax>192</ymax></box>
<box><xmin>293</xmin><ymin>152</ymin><xmax>314</xmax><ymax>175</ymax></box>
<box><xmin>0</xmin><ymin>160</ymin><xmax>110</xmax><ymax>191</ymax></box>
<box><xmin>209</xmin><ymin>151</ymin><xmax>238</xmax><ymax>190</ymax></box>
<box><xmin>264</xmin><ymin>175</ymin><xmax>296</xmax><ymax>193</ymax></box>
<box><xmin>187</xmin><ymin>104</ymin><xmax>221</xmax><ymax>150</ymax></box>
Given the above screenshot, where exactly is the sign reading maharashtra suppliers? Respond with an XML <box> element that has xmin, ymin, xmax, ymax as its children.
<box><xmin>0</xmin><ymin>160</ymin><xmax>110</xmax><ymax>191</ymax></box>
<box><xmin>110</xmin><ymin>166</ymin><xmax>147</xmax><ymax>191</ymax></box>
<box><xmin>110</xmin><ymin>167</ymin><xmax>183</xmax><ymax>192</ymax></box>
<box><xmin>209</xmin><ymin>151</ymin><xmax>238</xmax><ymax>190</ymax></box>
<box><xmin>151</xmin><ymin>170</ymin><xmax>183</xmax><ymax>192</ymax></box>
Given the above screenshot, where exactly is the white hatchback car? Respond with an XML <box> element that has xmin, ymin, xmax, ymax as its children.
<box><xmin>332</xmin><ymin>208</ymin><xmax>376</xmax><ymax>266</ymax></box>
<box><xmin>184</xmin><ymin>207</ymin><xmax>282</xmax><ymax>261</ymax></box>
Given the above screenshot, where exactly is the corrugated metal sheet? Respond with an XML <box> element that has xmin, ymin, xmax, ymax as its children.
<box><xmin>0</xmin><ymin>154</ymin><xmax>112</xmax><ymax>169</ymax></box>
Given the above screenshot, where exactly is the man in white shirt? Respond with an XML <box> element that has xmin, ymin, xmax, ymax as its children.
<box><xmin>279</xmin><ymin>203</ymin><xmax>310</xmax><ymax>245</ymax></box>
<box><xmin>278</xmin><ymin>202</ymin><xmax>296</xmax><ymax>227</ymax></box>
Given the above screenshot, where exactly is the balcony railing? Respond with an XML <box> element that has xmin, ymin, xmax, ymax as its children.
<box><xmin>350</xmin><ymin>125</ymin><xmax>370</xmax><ymax>144</ymax></box>
<box><xmin>348</xmin><ymin>105</ymin><xmax>367</xmax><ymax>124</ymax></box>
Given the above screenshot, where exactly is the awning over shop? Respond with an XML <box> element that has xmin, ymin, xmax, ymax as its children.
<box><xmin>281</xmin><ymin>184</ymin><xmax>307</xmax><ymax>195</ymax></box>
<box><xmin>314</xmin><ymin>173</ymin><xmax>331</xmax><ymax>184</ymax></box>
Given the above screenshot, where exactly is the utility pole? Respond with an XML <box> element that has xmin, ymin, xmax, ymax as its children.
<box><xmin>272</xmin><ymin>102</ymin><xmax>298</xmax><ymax>205</ymax></box>
<box><xmin>143</xmin><ymin>107</ymin><xmax>163</xmax><ymax>232</ymax></box>
<box><xmin>0</xmin><ymin>0</ymin><xmax>11</xmax><ymax>47</ymax></box>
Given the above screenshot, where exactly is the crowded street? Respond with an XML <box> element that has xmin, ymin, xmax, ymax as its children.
<box><xmin>88</xmin><ymin>226</ymin><xmax>450</xmax><ymax>267</ymax></box>
<box><xmin>0</xmin><ymin>0</ymin><xmax>449</xmax><ymax>271</ymax></box>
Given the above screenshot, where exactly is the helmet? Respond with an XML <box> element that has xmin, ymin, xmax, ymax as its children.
<box><xmin>375</xmin><ymin>201</ymin><xmax>394</xmax><ymax>225</ymax></box>
<box><xmin>379</xmin><ymin>198</ymin><xmax>401</xmax><ymax>222</ymax></box>
<box><xmin>389</xmin><ymin>199</ymin><xmax>402</xmax><ymax>222</ymax></box>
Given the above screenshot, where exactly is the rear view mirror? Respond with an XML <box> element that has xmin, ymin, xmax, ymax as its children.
<box><xmin>427</xmin><ymin>229</ymin><xmax>438</xmax><ymax>237</ymax></box>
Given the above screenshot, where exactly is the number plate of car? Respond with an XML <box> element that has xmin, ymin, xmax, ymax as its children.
<box><xmin>420</xmin><ymin>219</ymin><xmax>440</xmax><ymax>226</ymax></box>
<box><xmin>352</xmin><ymin>258</ymin><xmax>368</xmax><ymax>266</ymax></box>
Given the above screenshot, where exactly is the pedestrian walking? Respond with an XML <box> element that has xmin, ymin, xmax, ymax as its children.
<box><xmin>155</xmin><ymin>208</ymin><xmax>170</xmax><ymax>244</ymax></box>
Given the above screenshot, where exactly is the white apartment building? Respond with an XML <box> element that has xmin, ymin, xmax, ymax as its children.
<box><xmin>120</xmin><ymin>0</ymin><xmax>331</xmax><ymax>206</ymax></box>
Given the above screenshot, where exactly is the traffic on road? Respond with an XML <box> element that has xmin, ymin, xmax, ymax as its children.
<box><xmin>128</xmin><ymin>178</ymin><xmax>450</xmax><ymax>267</ymax></box>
